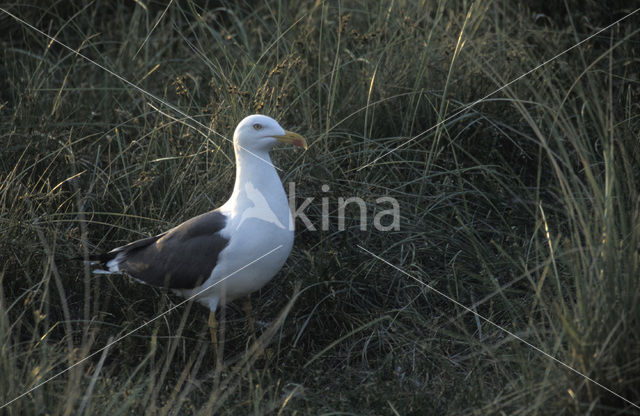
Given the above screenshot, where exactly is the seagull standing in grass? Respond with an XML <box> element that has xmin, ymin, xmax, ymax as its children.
<box><xmin>89</xmin><ymin>114</ymin><xmax>307</xmax><ymax>349</ymax></box>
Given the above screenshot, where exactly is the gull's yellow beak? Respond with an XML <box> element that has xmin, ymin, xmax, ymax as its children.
<box><xmin>274</xmin><ymin>131</ymin><xmax>308</xmax><ymax>150</ymax></box>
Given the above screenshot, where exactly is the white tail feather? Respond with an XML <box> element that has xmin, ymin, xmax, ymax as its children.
<box><xmin>91</xmin><ymin>252</ymin><xmax>124</xmax><ymax>275</ymax></box>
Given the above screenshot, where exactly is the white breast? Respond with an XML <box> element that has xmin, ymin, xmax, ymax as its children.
<box><xmin>179</xmin><ymin>174</ymin><xmax>294</xmax><ymax>308</ymax></box>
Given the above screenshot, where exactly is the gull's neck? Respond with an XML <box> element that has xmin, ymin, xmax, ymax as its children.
<box><xmin>223</xmin><ymin>145</ymin><xmax>287</xmax><ymax>213</ymax></box>
<box><xmin>234</xmin><ymin>147</ymin><xmax>278</xmax><ymax>191</ymax></box>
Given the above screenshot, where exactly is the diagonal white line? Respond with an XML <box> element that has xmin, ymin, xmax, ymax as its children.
<box><xmin>0</xmin><ymin>245</ymin><xmax>283</xmax><ymax>410</ymax></box>
<box><xmin>356</xmin><ymin>7</ymin><xmax>640</xmax><ymax>171</ymax></box>
<box><xmin>357</xmin><ymin>244</ymin><xmax>640</xmax><ymax>410</ymax></box>
<box><xmin>0</xmin><ymin>7</ymin><xmax>281</xmax><ymax>172</ymax></box>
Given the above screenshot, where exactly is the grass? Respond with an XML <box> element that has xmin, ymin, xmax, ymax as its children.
<box><xmin>1</xmin><ymin>0</ymin><xmax>639</xmax><ymax>414</ymax></box>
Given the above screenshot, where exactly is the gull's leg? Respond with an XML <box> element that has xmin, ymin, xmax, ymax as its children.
<box><xmin>243</xmin><ymin>296</ymin><xmax>256</xmax><ymax>339</ymax></box>
<box><xmin>208</xmin><ymin>311</ymin><xmax>218</xmax><ymax>348</ymax></box>
<box><xmin>207</xmin><ymin>298</ymin><xmax>223</xmax><ymax>365</ymax></box>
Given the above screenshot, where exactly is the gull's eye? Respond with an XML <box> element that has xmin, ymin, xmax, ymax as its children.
<box><xmin>253</xmin><ymin>123</ymin><xmax>263</xmax><ymax>130</ymax></box>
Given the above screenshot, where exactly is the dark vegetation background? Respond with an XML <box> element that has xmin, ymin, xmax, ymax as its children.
<box><xmin>1</xmin><ymin>0</ymin><xmax>639</xmax><ymax>414</ymax></box>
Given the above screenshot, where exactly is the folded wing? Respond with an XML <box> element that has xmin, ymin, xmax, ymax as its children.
<box><xmin>90</xmin><ymin>210</ymin><xmax>229</xmax><ymax>289</ymax></box>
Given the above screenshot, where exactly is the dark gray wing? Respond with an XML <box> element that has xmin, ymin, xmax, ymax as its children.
<box><xmin>94</xmin><ymin>210</ymin><xmax>229</xmax><ymax>289</ymax></box>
